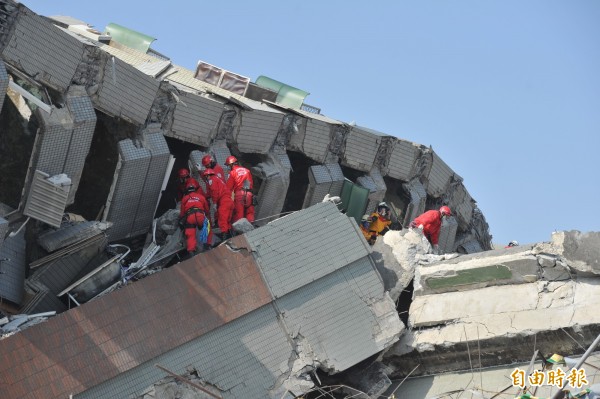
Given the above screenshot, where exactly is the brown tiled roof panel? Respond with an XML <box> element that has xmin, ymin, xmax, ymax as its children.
<box><xmin>0</xmin><ymin>235</ymin><xmax>271</xmax><ymax>398</ymax></box>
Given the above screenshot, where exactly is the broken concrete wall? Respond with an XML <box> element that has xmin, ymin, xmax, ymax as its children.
<box><xmin>302</xmin><ymin>163</ymin><xmax>345</xmax><ymax>208</ymax></box>
<box><xmin>445</xmin><ymin>176</ymin><xmax>473</xmax><ymax>227</ymax></box>
<box><xmin>103</xmin><ymin>140</ymin><xmax>151</xmax><ymax>240</ymax></box>
<box><xmin>290</xmin><ymin>117</ymin><xmax>337</xmax><ymax>163</ymax></box>
<box><xmin>549</xmin><ymin>230</ymin><xmax>600</xmax><ymax>275</ymax></box>
<box><xmin>252</xmin><ymin>152</ymin><xmax>291</xmax><ymax>226</ymax></box>
<box><xmin>132</xmin><ymin>126</ymin><xmax>171</xmax><ymax>233</ymax></box>
<box><xmin>24</xmin><ymin>87</ymin><xmax>96</xmax><ymax>208</ymax></box>
<box><xmin>385</xmin><ymin>279</ymin><xmax>600</xmax><ymax>377</ymax></box>
<box><xmin>169</xmin><ymin>88</ymin><xmax>225</xmax><ymax>146</ymax></box>
<box><xmin>104</xmin><ymin>130</ymin><xmax>170</xmax><ymax>241</ymax></box>
<box><xmin>381</xmin><ymin>230</ymin><xmax>600</xmax><ymax>378</ymax></box>
<box><xmin>425</xmin><ymin>151</ymin><xmax>453</xmax><ymax>198</ymax></box>
<box><xmin>63</xmin><ymin>88</ymin><xmax>97</xmax><ymax>203</ymax></box>
<box><xmin>93</xmin><ymin>44</ymin><xmax>161</xmax><ymax>125</ymax></box>
<box><xmin>437</xmin><ymin>216</ymin><xmax>458</xmax><ymax>254</ymax></box>
<box><xmin>386</xmin><ymin>139</ymin><xmax>422</xmax><ymax>182</ymax></box>
<box><xmin>0</xmin><ymin>4</ymin><xmax>84</xmax><ymax>93</ymax></box>
<box><xmin>342</xmin><ymin>125</ymin><xmax>383</xmax><ymax>172</ymax></box>
<box><xmin>402</xmin><ymin>179</ymin><xmax>427</xmax><ymax>227</ymax></box>
<box><xmin>234</xmin><ymin>101</ymin><xmax>284</xmax><ymax>154</ymax></box>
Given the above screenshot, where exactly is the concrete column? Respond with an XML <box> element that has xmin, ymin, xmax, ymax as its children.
<box><xmin>302</xmin><ymin>163</ymin><xmax>345</xmax><ymax>208</ymax></box>
<box><xmin>252</xmin><ymin>152</ymin><xmax>291</xmax><ymax>226</ymax></box>
<box><xmin>104</xmin><ymin>126</ymin><xmax>170</xmax><ymax>241</ymax></box>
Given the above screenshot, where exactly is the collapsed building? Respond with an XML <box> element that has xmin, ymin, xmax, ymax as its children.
<box><xmin>1</xmin><ymin>1</ymin><xmax>564</xmax><ymax>398</ymax></box>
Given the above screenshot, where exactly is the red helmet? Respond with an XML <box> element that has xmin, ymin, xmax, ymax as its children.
<box><xmin>225</xmin><ymin>155</ymin><xmax>238</xmax><ymax>167</ymax></box>
<box><xmin>185</xmin><ymin>179</ymin><xmax>199</xmax><ymax>193</ymax></box>
<box><xmin>202</xmin><ymin>168</ymin><xmax>215</xmax><ymax>178</ymax></box>
<box><xmin>201</xmin><ymin>154</ymin><xmax>214</xmax><ymax>168</ymax></box>
<box><xmin>177</xmin><ymin>168</ymin><xmax>190</xmax><ymax>179</ymax></box>
<box><xmin>439</xmin><ymin>206</ymin><xmax>452</xmax><ymax>216</ymax></box>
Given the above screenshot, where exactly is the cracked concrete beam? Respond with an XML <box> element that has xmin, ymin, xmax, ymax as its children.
<box><xmin>549</xmin><ymin>230</ymin><xmax>600</xmax><ymax>276</ymax></box>
<box><xmin>383</xmin><ymin>277</ymin><xmax>600</xmax><ymax>377</ymax></box>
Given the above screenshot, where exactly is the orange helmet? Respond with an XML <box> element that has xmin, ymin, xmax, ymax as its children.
<box><xmin>439</xmin><ymin>206</ymin><xmax>452</xmax><ymax>216</ymax></box>
<box><xmin>225</xmin><ymin>155</ymin><xmax>238</xmax><ymax>167</ymax></box>
<box><xmin>177</xmin><ymin>168</ymin><xmax>190</xmax><ymax>179</ymax></box>
<box><xmin>201</xmin><ymin>154</ymin><xmax>214</xmax><ymax>168</ymax></box>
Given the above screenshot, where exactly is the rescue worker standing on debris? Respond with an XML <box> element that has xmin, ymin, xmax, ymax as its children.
<box><xmin>201</xmin><ymin>154</ymin><xmax>226</xmax><ymax>182</ymax></box>
<box><xmin>202</xmin><ymin>168</ymin><xmax>234</xmax><ymax>240</ymax></box>
<box><xmin>360</xmin><ymin>214</ymin><xmax>377</xmax><ymax>245</ymax></box>
<box><xmin>179</xmin><ymin>181</ymin><xmax>211</xmax><ymax>257</ymax></box>
<box><xmin>410</xmin><ymin>205</ymin><xmax>452</xmax><ymax>254</ymax></box>
<box><xmin>224</xmin><ymin>156</ymin><xmax>255</xmax><ymax>224</ymax></box>
<box><xmin>367</xmin><ymin>202</ymin><xmax>392</xmax><ymax>243</ymax></box>
<box><xmin>176</xmin><ymin>168</ymin><xmax>203</xmax><ymax>201</ymax></box>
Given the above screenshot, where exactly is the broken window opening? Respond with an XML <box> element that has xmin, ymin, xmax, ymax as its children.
<box><xmin>67</xmin><ymin>112</ymin><xmax>133</xmax><ymax>221</ymax></box>
<box><xmin>0</xmin><ymin>95</ymin><xmax>36</xmax><ymax>208</ymax></box>
<box><xmin>396</xmin><ymin>278</ymin><xmax>414</xmax><ymax>326</ymax></box>
<box><xmin>156</xmin><ymin>136</ymin><xmax>208</xmax><ymax>217</ymax></box>
<box><xmin>282</xmin><ymin>150</ymin><xmax>318</xmax><ymax>213</ymax></box>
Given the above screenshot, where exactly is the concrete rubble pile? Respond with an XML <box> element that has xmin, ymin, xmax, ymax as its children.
<box><xmin>368</xmin><ymin>229</ymin><xmax>600</xmax><ymax>386</ymax></box>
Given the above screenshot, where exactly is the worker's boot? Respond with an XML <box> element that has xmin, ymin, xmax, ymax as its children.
<box><xmin>220</xmin><ymin>231</ymin><xmax>232</xmax><ymax>241</ymax></box>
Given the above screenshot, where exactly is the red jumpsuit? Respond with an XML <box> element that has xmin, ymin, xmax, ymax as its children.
<box><xmin>411</xmin><ymin>210</ymin><xmax>442</xmax><ymax>245</ymax></box>
<box><xmin>179</xmin><ymin>191</ymin><xmax>210</xmax><ymax>252</ymax></box>
<box><xmin>212</xmin><ymin>163</ymin><xmax>226</xmax><ymax>182</ymax></box>
<box><xmin>226</xmin><ymin>165</ymin><xmax>255</xmax><ymax>223</ymax></box>
<box><xmin>177</xmin><ymin>177</ymin><xmax>203</xmax><ymax>201</ymax></box>
<box><xmin>205</xmin><ymin>174</ymin><xmax>234</xmax><ymax>235</ymax></box>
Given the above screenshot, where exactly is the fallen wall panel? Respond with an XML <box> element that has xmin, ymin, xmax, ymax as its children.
<box><xmin>426</xmin><ymin>151</ymin><xmax>454</xmax><ymax>197</ymax></box>
<box><xmin>387</xmin><ymin>139</ymin><xmax>420</xmax><ymax>181</ymax></box>
<box><xmin>103</xmin><ymin>140</ymin><xmax>152</xmax><ymax>241</ymax></box>
<box><xmin>94</xmin><ymin>54</ymin><xmax>159</xmax><ymax>125</ymax></box>
<box><xmin>343</xmin><ymin>126</ymin><xmax>381</xmax><ymax>172</ymax></box>
<box><xmin>1</xmin><ymin>6</ymin><xmax>83</xmax><ymax>92</ymax></box>
<box><xmin>246</xmin><ymin>202</ymin><xmax>369</xmax><ymax>298</ymax></box>
<box><xmin>170</xmin><ymin>90</ymin><xmax>224</xmax><ymax>146</ymax></box>
<box><xmin>235</xmin><ymin>105</ymin><xmax>283</xmax><ymax>154</ymax></box>
<box><xmin>252</xmin><ymin>153</ymin><xmax>291</xmax><ymax>226</ymax></box>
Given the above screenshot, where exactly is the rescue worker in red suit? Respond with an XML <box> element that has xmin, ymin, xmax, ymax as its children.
<box><xmin>201</xmin><ymin>154</ymin><xmax>226</xmax><ymax>182</ymax></box>
<box><xmin>410</xmin><ymin>205</ymin><xmax>452</xmax><ymax>254</ymax></box>
<box><xmin>176</xmin><ymin>168</ymin><xmax>203</xmax><ymax>201</ymax></box>
<box><xmin>179</xmin><ymin>181</ymin><xmax>211</xmax><ymax>256</ymax></box>
<box><xmin>224</xmin><ymin>155</ymin><xmax>255</xmax><ymax>223</ymax></box>
<box><xmin>202</xmin><ymin>168</ymin><xmax>234</xmax><ymax>240</ymax></box>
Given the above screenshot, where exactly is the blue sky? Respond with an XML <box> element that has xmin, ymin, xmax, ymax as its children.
<box><xmin>22</xmin><ymin>1</ymin><xmax>600</xmax><ymax>246</ymax></box>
